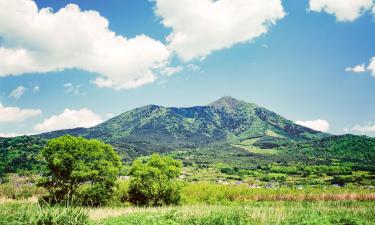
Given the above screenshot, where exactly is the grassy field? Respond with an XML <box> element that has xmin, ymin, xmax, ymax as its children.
<box><xmin>0</xmin><ymin>201</ymin><xmax>374</xmax><ymax>225</ymax></box>
<box><xmin>1</xmin><ymin>172</ymin><xmax>375</xmax><ymax>224</ymax></box>
<box><xmin>1</xmin><ymin>182</ymin><xmax>375</xmax><ymax>224</ymax></box>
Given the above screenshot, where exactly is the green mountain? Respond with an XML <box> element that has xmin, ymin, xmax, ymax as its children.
<box><xmin>38</xmin><ymin>96</ymin><xmax>328</xmax><ymax>157</ymax></box>
<box><xmin>2</xmin><ymin>97</ymin><xmax>374</xmax><ymax>176</ymax></box>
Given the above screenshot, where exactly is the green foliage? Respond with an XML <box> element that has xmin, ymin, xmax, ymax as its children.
<box><xmin>40</xmin><ymin>135</ymin><xmax>122</xmax><ymax>206</ymax></box>
<box><xmin>101</xmin><ymin>208</ymin><xmax>250</xmax><ymax>225</ymax></box>
<box><xmin>0</xmin><ymin>204</ymin><xmax>89</xmax><ymax>225</ymax></box>
<box><xmin>128</xmin><ymin>154</ymin><xmax>183</xmax><ymax>206</ymax></box>
<box><xmin>0</xmin><ymin>136</ymin><xmax>46</xmax><ymax>176</ymax></box>
<box><xmin>282</xmin><ymin>211</ymin><xmax>369</xmax><ymax>225</ymax></box>
<box><xmin>287</xmin><ymin>135</ymin><xmax>375</xmax><ymax>166</ymax></box>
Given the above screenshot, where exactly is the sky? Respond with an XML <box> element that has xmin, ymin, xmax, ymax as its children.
<box><xmin>0</xmin><ymin>0</ymin><xmax>375</xmax><ymax>137</ymax></box>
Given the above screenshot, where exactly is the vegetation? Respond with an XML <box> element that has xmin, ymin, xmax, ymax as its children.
<box><xmin>0</xmin><ymin>203</ymin><xmax>89</xmax><ymax>225</ymax></box>
<box><xmin>128</xmin><ymin>154</ymin><xmax>183</xmax><ymax>206</ymax></box>
<box><xmin>1</xmin><ymin>201</ymin><xmax>374</xmax><ymax>225</ymax></box>
<box><xmin>1</xmin><ymin>97</ymin><xmax>375</xmax><ymax>224</ymax></box>
<box><xmin>97</xmin><ymin>202</ymin><xmax>375</xmax><ymax>225</ymax></box>
<box><xmin>40</xmin><ymin>135</ymin><xmax>122</xmax><ymax>206</ymax></box>
<box><xmin>0</xmin><ymin>136</ymin><xmax>46</xmax><ymax>176</ymax></box>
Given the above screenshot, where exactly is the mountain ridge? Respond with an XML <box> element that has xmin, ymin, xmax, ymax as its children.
<box><xmin>2</xmin><ymin>97</ymin><xmax>375</xmax><ymax>176</ymax></box>
<box><xmin>36</xmin><ymin>96</ymin><xmax>329</xmax><ymax>158</ymax></box>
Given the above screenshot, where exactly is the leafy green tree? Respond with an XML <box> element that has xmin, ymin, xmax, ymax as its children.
<box><xmin>128</xmin><ymin>154</ymin><xmax>183</xmax><ymax>206</ymax></box>
<box><xmin>40</xmin><ymin>135</ymin><xmax>122</xmax><ymax>206</ymax></box>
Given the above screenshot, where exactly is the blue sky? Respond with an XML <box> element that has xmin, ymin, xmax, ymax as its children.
<box><xmin>1</xmin><ymin>0</ymin><xmax>375</xmax><ymax>136</ymax></box>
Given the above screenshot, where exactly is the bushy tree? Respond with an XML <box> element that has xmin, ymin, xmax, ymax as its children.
<box><xmin>40</xmin><ymin>135</ymin><xmax>122</xmax><ymax>206</ymax></box>
<box><xmin>128</xmin><ymin>154</ymin><xmax>183</xmax><ymax>206</ymax></box>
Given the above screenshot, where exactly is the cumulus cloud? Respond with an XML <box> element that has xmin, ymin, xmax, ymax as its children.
<box><xmin>345</xmin><ymin>64</ymin><xmax>366</xmax><ymax>73</ymax></box>
<box><xmin>161</xmin><ymin>66</ymin><xmax>184</xmax><ymax>77</ymax></box>
<box><xmin>34</xmin><ymin>108</ymin><xmax>103</xmax><ymax>133</ymax></box>
<box><xmin>153</xmin><ymin>0</ymin><xmax>285</xmax><ymax>61</ymax></box>
<box><xmin>309</xmin><ymin>0</ymin><xmax>374</xmax><ymax>22</ymax></box>
<box><xmin>0</xmin><ymin>0</ymin><xmax>171</xmax><ymax>89</ymax></box>
<box><xmin>352</xmin><ymin>122</ymin><xmax>375</xmax><ymax>133</ymax></box>
<box><xmin>368</xmin><ymin>57</ymin><xmax>375</xmax><ymax>76</ymax></box>
<box><xmin>0</xmin><ymin>103</ymin><xmax>42</xmax><ymax>122</ymax></box>
<box><xmin>345</xmin><ymin>58</ymin><xmax>375</xmax><ymax>77</ymax></box>
<box><xmin>296</xmin><ymin>119</ymin><xmax>330</xmax><ymax>132</ymax></box>
<box><xmin>9</xmin><ymin>86</ymin><xmax>27</xmax><ymax>99</ymax></box>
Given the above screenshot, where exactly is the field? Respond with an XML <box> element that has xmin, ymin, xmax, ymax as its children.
<box><xmin>1</xmin><ymin>180</ymin><xmax>375</xmax><ymax>224</ymax></box>
<box><xmin>1</xmin><ymin>200</ymin><xmax>374</xmax><ymax>224</ymax></box>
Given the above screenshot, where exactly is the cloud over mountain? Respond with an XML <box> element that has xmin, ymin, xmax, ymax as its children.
<box><xmin>296</xmin><ymin>119</ymin><xmax>330</xmax><ymax>132</ymax></box>
<box><xmin>34</xmin><ymin>108</ymin><xmax>103</xmax><ymax>133</ymax></box>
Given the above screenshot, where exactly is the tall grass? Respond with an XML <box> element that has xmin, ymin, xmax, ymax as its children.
<box><xmin>0</xmin><ymin>203</ymin><xmax>89</xmax><ymax>225</ymax></box>
<box><xmin>181</xmin><ymin>182</ymin><xmax>375</xmax><ymax>204</ymax></box>
<box><xmin>97</xmin><ymin>202</ymin><xmax>375</xmax><ymax>225</ymax></box>
<box><xmin>0</xmin><ymin>174</ymin><xmax>44</xmax><ymax>200</ymax></box>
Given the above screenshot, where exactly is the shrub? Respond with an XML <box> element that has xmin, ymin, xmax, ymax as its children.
<box><xmin>39</xmin><ymin>135</ymin><xmax>122</xmax><ymax>206</ymax></box>
<box><xmin>128</xmin><ymin>154</ymin><xmax>183</xmax><ymax>206</ymax></box>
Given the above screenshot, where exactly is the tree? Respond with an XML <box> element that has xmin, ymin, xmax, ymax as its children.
<box><xmin>40</xmin><ymin>135</ymin><xmax>122</xmax><ymax>206</ymax></box>
<box><xmin>128</xmin><ymin>154</ymin><xmax>183</xmax><ymax>206</ymax></box>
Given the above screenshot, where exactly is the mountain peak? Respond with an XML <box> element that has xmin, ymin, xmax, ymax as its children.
<box><xmin>209</xmin><ymin>96</ymin><xmax>247</xmax><ymax>110</ymax></box>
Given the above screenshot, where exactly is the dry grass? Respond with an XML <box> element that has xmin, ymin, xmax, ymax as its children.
<box><xmin>0</xmin><ymin>196</ymin><xmax>38</xmax><ymax>204</ymax></box>
<box><xmin>90</xmin><ymin>201</ymin><xmax>375</xmax><ymax>224</ymax></box>
<box><xmin>236</xmin><ymin>192</ymin><xmax>375</xmax><ymax>201</ymax></box>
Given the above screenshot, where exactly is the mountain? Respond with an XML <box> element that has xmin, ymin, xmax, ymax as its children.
<box><xmin>2</xmin><ymin>96</ymin><xmax>375</xmax><ymax>176</ymax></box>
<box><xmin>38</xmin><ymin>96</ymin><xmax>328</xmax><ymax>157</ymax></box>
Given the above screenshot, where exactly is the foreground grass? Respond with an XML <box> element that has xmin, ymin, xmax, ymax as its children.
<box><xmin>1</xmin><ymin>201</ymin><xmax>374</xmax><ymax>225</ymax></box>
<box><xmin>181</xmin><ymin>183</ymin><xmax>375</xmax><ymax>204</ymax></box>
<box><xmin>94</xmin><ymin>201</ymin><xmax>375</xmax><ymax>225</ymax></box>
<box><xmin>0</xmin><ymin>203</ymin><xmax>89</xmax><ymax>225</ymax></box>
<box><xmin>1</xmin><ymin>181</ymin><xmax>375</xmax><ymax>224</ymax></box>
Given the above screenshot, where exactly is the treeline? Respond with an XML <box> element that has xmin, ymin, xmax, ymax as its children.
<box><xmin>287</xmin><ymin>134</ymin><xmax>375</xmax><ymax>164</ymax></box>
<box><xmin>0</xmin><ymin>136</ymin><xmax>46</xmax><ymax>176</ymax></box>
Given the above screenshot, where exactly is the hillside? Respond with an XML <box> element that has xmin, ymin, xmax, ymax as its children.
<box><xmin>1</xmin><ymin>97</ymin><xmax>375</xmax><ymax>177</ymax></box>
<box><xmin>39</xmin><ymin>97</ymin><xmax>328</xmax><ymax>157</ymax></box>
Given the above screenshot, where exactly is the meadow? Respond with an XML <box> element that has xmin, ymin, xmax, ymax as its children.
<box><xmin>1</xmin><ymin>199</ymin><xmax>374</xmax><ymax>224</ymax></box>
<box><xmin>1</xmin><ymin>179</ymin><xmax>375</xmax><ymax>224</ymax></box>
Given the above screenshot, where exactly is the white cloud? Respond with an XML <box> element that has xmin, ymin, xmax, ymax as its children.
<box><xmin>0</xmin><ymin>0</ymin><xmax>171</xmax><ymax>90</ymax></box>
<box><xmin>153</xmin><ymin>0</ymin><xmax>285</xmax><ymax>61</ymax></box>
<box><xmin>368</xmin><ymin>57</ymin><xmax>375</xmax><ymax>76</ymax></box>
<box><xmin>186</xmin><ymin>64</ymin><xmax>201</xmax><ymax>72</ymax></box>
<box><xmin>345</xmin><ymin>63</ymin><xmax>366</xmax><ymax>73</ymax></box>
<box><xmin>0</xmin><ymin>103</ymin><xmax>42</xmax><ymax>122</ymax></box>
<box><xmin>296</xmin><ymin>119</ymin><xmax>330</xmax><ymax>132</ymax></box>
<box><xmin>309</xmin><ymin>0</ymin><xmax>374</xmax><ymax>22</ymax></box>
<box><xmin>9</xmin><ymin>86</ymin><xmax>27</xmax><ymax>99</ymax></box>
<box><xmin>161</xmin><ymin>66</ymin><xmax>183</xmax><ymax>77</ymax></box>
<box><xmin>34</xmin><ymin>108</ymin><xmax>103</xmax><ymax>133</ymax></box>
<box><xmin>352</xmin><ymin>122</ymin><xmax>375</xmax><ymax>133</ymax></box>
